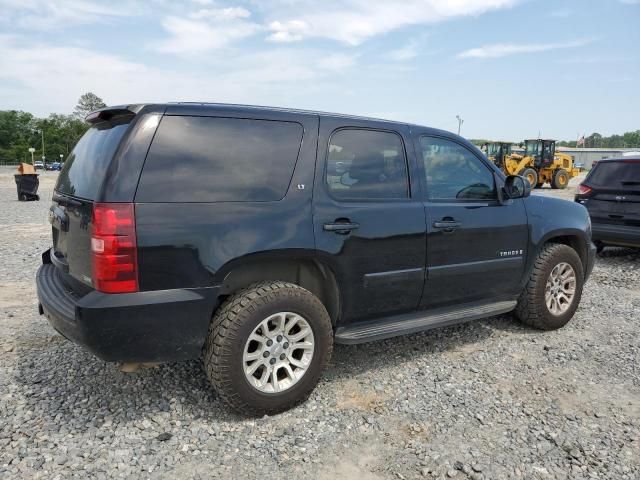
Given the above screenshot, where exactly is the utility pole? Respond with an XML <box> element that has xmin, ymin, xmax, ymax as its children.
<box><xmin>456</xmin><ymin>115</ymin><xmax>464</xmax><ymax>136</ymax></box>
<box><xmin>40</xmin><ymin>129</ymin><xmax>45</xmax><ymax>163</ymax></box>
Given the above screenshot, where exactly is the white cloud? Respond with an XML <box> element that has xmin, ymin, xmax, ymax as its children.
<box><xmin>156</xmin><ymin>14</ymin><xmax>260</xmax><ymax>54</ymax></box>
<box><xmin>0</xmin><ymin>0</ymin><xmax>137</xmax><ymax>29</ymax></box>
<box><xmin>0</xmin><ymin>35</ymin><xmax>358</xmax><ymax>115</ymax></box>
<box><xmin>267</xmin><ymin>20</ymin><xmax>310</xmax><ymax>43</ymax></box>
<box><xmin>457</xmin><ymin>39</ymin><xmax>592</xmax><ymax>58</ymax></box>
<box><xmin>389</xmin><ymin>41</ymin><xmax>420</xmax><ymax>61</ymax></box>
<box><xmin>261</xmin><ymin>0</ymin><xmax>518</xmax><ymax>45</ymax></box>
<box><xmin>190</xmin><ymin>7</ymin><xmax>251</xmax><ymax>21</ymax></box>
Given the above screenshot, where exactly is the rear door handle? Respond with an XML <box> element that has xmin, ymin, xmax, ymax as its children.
<box><xmin>323</xmin><ymin>221</ymin><xmax>360</xmax><ymax>234</ymax></box>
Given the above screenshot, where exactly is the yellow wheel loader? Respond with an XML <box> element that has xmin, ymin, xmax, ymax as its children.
<box><xmin>502</xmin><ymin>139</ymin><xmax>580</xmax><ymax>189</ymax></box>
<box><xmin>481</xmin><ymin>142</ymin><xmax>512</xmax><ymax>170</ymax></box>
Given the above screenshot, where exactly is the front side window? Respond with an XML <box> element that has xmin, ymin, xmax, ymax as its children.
<box><xmin>326</xmin><ymin>129</ymin><xmax>408</xmax><ymax>200</ymax></box>
<box><xmin>419</xmin><ymin>136</ymin><xmax>496</xmax><ymax>201</ymax></box>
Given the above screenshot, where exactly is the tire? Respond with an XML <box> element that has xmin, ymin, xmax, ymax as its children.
<box><xmin>551</xmin><ymin>169</ymin><xmax>570</xmax><ymax>189</ymax></box>
<box><xmin>515</xmin><ymin>243</ymin><xmax>584</xmax><ymax>330</ymax></box>
<box><xmin>203</xmin><ymin>281</ymin><xmax>333</xmax><ymax>416</ymax></box>
<box><xmin>519</xmin><ymin>168</ymin><xmax>538</xmax><ymax>188</ymax></box>
<box><xmin>595</xmin><ymin>241</ymin><xmax>605</xmax><ymax>254</ymax></box>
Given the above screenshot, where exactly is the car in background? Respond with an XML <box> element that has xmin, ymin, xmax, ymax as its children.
<box><xmin>575</xmin><ymin>157</ymin><xmax>640</xmax><ymax>252</ymax></box>
<box><xmin>45</xmin><ymin>162</ymin><xmax>62</xmax><ymax>171</ymax></box>
<box><xmin>34</xmin><ymin>161</ymin><xmax>45</xmax><ymax>170</ymax></box>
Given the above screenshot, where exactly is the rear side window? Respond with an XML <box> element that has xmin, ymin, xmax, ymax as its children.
<box><xmin>136</xmin><ymin>116</ymin><xmax>303</xmax><ymax>202</ymax></box>
<box><xmin>326</xmin><ymin>129</ymin><xmax>409</xmax><ymax>200</ymax></box>
<box><xmin>55</xmin><ymin>116</ymin><xmax>132</xmax><ymax>200</ymax></box>
<box><xmin>587</xmin><ymin>161</ymin><xmax>640</xmax><ymax>188</ymax></box>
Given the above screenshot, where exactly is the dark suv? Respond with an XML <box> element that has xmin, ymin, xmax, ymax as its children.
<box><xmin>575</xmin><ymin>157</ymin><xmax>640</xmax><ymax>252</ymax></box>
<box><xmin>37</xmin><ymin>103</ymin><xmax>596</xmax><ymax>415</ymax></box>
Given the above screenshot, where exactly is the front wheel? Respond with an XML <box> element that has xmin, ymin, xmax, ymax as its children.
<box><xmin>519</xmin><ymin>167</ymin><xmax>538</xmax><ymax>188</ymax></box>
<box><xmin>551</xmin><ymin>168</ymin><xmax>570</xmax><ymax>189</ymax></box>
<box><xmin>515</xmin><ymin>243</ymin><xmax>584</xmax><ymax>330</ymax></box>
<box><xmin>203</xmin><ymin>281</ymin><xmax>333</xmax><ymax>416</ymax></box>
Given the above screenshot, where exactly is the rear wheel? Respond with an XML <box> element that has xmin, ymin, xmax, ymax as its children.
<box><xmin>551</xmin><ymin>169</ymin><xmax>570</xmax><ymax>189</ymax></box>
<box><xmin>515</xmin><ymin>243</ymin><xmax>584</xmax><ymax>330</ymax></box>
<box><xmin>519</xmin><ymin>168</ymin><xmax>538</xmax><ymax>188</ymax></box>
<box><xmin>203</xmin><ymin>281</ymin><xmax>333</xmax><ymax>416</ymax></box>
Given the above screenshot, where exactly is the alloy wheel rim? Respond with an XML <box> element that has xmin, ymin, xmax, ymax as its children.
<box><xmin>544</xmin><ymin>262</ymin><xmax>577</xmax><ymax>316</ymax></box>
<box><xmin>242</xmin><ymin>312</ymin><xmax>315</xmax><ymax>393</ymax></box>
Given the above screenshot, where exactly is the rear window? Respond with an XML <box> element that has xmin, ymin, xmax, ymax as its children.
<box><xmin>55</xmin><ymin>116</ymin><xmax>132</xmax><ymax>200</ymax></box>
<box><xmin>587</xmin><ymin>160</ymin><xmax>640</xmax><ymax>187</ymax></box>
<box><xmin>136</xmin><ymin>116</ymin><xmax>303</xmax><ymax>202</ymax></box>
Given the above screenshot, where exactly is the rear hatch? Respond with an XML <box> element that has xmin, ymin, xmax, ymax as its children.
<box><xmin>583</xmin><ymin>159</ymin><xmax>640</xmax><ymax>227</ymax></box>
<box><xmin>50</xmin><ymin>113</ymin><xmax>134</xmax><ymax>287</ymax></box>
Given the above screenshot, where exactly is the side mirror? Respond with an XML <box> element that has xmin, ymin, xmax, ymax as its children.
<box><xmin>503</xmin><ymin>175</ymin><xmax>531</xmax><ymax>199</ymax></box>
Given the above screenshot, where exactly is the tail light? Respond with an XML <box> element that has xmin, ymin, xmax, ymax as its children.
<box><xmin>576</xmin><ymin>184</ymin><xmax>592</xmax><ymax>196</ymax></box>
<box><xmin>91</xmin><ymin>203</ymin><xmax>138</xmax><ymax>293</ymax></box>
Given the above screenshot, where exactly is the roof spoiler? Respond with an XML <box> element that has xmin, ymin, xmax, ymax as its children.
<box><xmin>85</xmin><ymin>104</ymin><xmax>143</xmax><ymax>124</ymax></box>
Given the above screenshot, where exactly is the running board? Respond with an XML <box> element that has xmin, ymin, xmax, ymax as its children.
<box><xmin>334</xmin><ymin>300</ymin><xmax>517</xmax><ymax>344</ymax></box>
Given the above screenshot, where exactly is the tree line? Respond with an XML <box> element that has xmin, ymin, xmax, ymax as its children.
<box><xmin>556</xmin><ymin>131</ymin><xmax>640</xmax><ymax>149</ymax></box>
<box><xmin>0</xmin><ymin>93</ymin><xmax>106</xmax><ymax>164</ymax></box>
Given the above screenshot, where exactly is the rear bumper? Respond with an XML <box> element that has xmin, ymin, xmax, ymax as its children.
<box><xmin>36</xmin><ymin>262</ymin><xmax>220</xmax><ymax>362</ymax></box>
<box><xmin>592</xmin><ymin>222</ymin><xmax>640</xmax><ymax>248</ymax></box>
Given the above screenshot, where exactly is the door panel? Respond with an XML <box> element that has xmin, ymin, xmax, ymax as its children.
<box><xmin>414</xmin><ymin>133</ymin><xmax>529</xmax><ymax>309</ymax></box>
<box><xmin>423</xmin><ymin>201</ymin><xmax>528</xmax><ymax>308</ymax></box>
<box><xmin>313</xmin><ymin>118</ymin><xmax>426</xmax><ymax>323</ymax></box>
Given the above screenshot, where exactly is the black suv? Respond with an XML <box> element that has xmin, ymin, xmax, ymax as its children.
<box><xmin>575</xmin><ymin>157</ymin><xmax>640</xmax><ymax>252</ymax></box>
<box><xmin>37</xmin><ymin>103</ymin><xmax>596</xmax><ymax>415</ymax></box>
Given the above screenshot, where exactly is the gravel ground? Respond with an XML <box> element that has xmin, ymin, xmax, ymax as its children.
<box><xmin>0</xmin><ymin>167</ymin><xmax>638</xmax><ymax>479</ymax></box>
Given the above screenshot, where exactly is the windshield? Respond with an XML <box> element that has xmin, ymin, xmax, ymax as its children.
<box><xmin>525</xmin><ymin>142</ymin><xmax>540</xmax><ymax>156</ymax></box>
<box><xmin>55</xmin><ymin>116</ymin><xmax>132</xmax><ymax>200</ymax></box>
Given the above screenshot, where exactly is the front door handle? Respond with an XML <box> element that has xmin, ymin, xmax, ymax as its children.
<box><xmin>433</xmin><ymin>220</ymin><xmax>461</xmax><ymax>233</ymax></box>
<box><xmin>323</xmin><ymin>221</ymin><xmax>360</xmax><ymax>235</ymax></box>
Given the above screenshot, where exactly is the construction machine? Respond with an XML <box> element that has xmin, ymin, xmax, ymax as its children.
<box><xmin>481</xmin><ymin>142</ymin><xmax>513</xmax><ymax>169</ymax></box>
<box><xmin>502</xmin><ymin>139</ymin><xmax>580</xmax><ymax>189</ymax></box>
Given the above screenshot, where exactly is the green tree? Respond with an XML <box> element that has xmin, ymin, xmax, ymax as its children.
<box><xmin>73</xmin><ymin>92</ymin><xmax>107</xmax><ymax>119</ymax></box>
